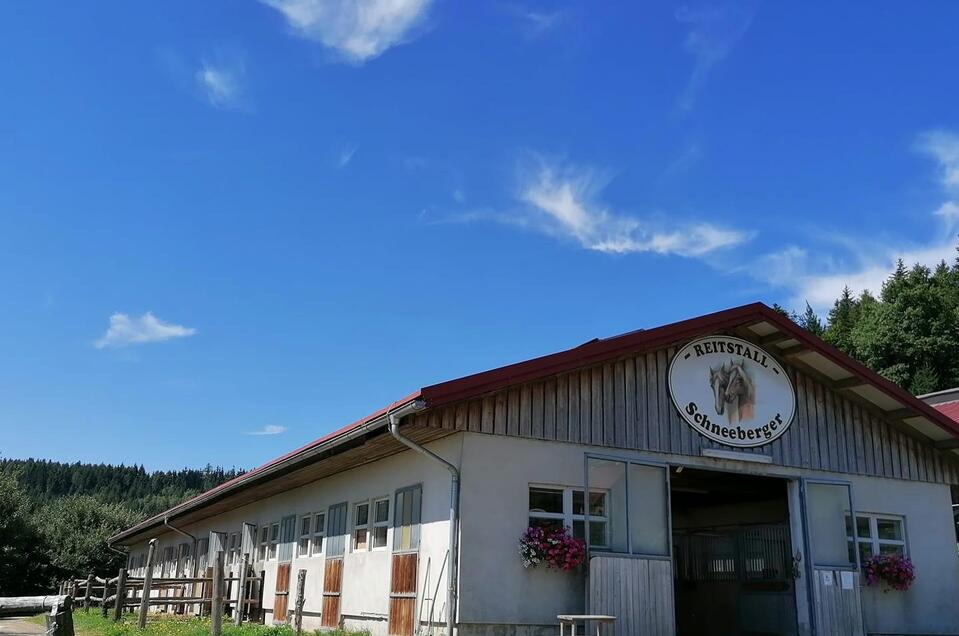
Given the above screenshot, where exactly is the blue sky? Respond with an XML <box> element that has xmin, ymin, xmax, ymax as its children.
<box><xmin>2</xmin><ymin>1</ymin><xmax>958</xmax><ymax>471</ymax></box>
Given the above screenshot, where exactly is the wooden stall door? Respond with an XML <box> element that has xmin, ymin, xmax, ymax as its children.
<box><xmin>273</xmin><ymin>563</ymin><xmax>291</xmax><ymax>622</ymax></box>
<box><xmin>321</xmin><ymin>502</ymin><xmax>348</xmax><ymax>628</ymax></box>
<box><xmin>321</xmin><ymin>558</ymin><xmax>343</xmax><ymax>628</ymax></box>
<box><xmin>388</xmin><ymin>553</ymin><xmax>417</xmax><ymax>635</ymax></box>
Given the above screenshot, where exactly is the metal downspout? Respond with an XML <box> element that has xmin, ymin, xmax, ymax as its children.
<box><xmin>388</xmin><ymin>400</ymin><xmax>459</xmax><ymax>636</ymax></box>
<box><xmin>164</xmin><ymin>516</ymin><xmax>199</xmax><ymax>579</ymax></box>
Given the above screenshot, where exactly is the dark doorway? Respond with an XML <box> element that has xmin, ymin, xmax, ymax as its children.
<box><xmin>671</xmin><ymin>468</ymin><xmax>797</xmax><ymax>636</ymax></box>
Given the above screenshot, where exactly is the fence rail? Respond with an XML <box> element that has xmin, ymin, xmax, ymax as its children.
<box><xmin>57</xmin><ymin>538</ymin><xmax>310</xmax><ymax>636</ymax></box>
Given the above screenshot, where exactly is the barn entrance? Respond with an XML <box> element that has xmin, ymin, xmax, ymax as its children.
<box><xmin>671</xmin><ymin>468</ymin><xmax>797</xmax><ymax>636</ymax></box>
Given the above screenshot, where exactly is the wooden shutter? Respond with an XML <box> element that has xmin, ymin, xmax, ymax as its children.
<box><xmin>321</xmin><ymin>502</ymin><xmax>348</xmax><ymax>628</ymax></box>
<box><xmin>278</xmin><ymin>515</ymin><xmax>297</xmax><ymax>563</ymax></box>
<box><xmin>388</xmin><ymin>485</ymin><xmax>422</xmax><ymax>636</ymax></box>
<box><xmin>273</xmin><ymin>563</ymin><xmax>291</xmax><ymax>623</ymax></box>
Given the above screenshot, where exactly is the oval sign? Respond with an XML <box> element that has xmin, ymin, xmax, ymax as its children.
<box><xmin>668</xmin><ymin>336</ymin><xmax>796</xmax><ymax>448</ymax></box>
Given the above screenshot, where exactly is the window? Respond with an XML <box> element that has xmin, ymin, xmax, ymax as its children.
<box><xmin>353</xmin><ymin>502</ymin><xmax>370</xmax><ymax>551</ymax></box>
<box><xmin>393</xmin><ymin>485</ymin><xmax>422</xmax><ymax>552</ymax></box>
<box><xmin>846</xmin><ymin>514</ymin><xmax>907</xmax><ymax>564</ymax></box>
<box><xmin>311</xmin><ymin>512</ymin><xmax>326</xmax><ymax>557</ymax></box>
<box><xmin>268</xmin><ymin>522</ymin><xmax>280</xmax><ymax>560</ymax></box>
<box><xmin>298</xmin><ymin>515</ymin><xmax>312</xmax><ymax>557</ymax></box>
<box><xmin>528</xmin><ymin>485</ymin><xmax>609</xmax><ymax>548</ymax></box>
<box><xmin>257</xmin><ymin>526</ymin><xmax>269</xmax><ymax>561</ymax></box>
<box><xmin>228</xmin><ymin>532</ymin><xmax>240</xmax><ymax>565</ymax></box>
<box><xmin>372</xmin><ymin>498</ymin><xmax>390</xmax><ymax>549</ymax></box>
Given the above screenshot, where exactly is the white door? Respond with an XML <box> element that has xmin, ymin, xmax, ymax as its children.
<box><xmin>800</xmin><ymin>480</ymin><xmax>865</xmax><ymax>636</ymax></box>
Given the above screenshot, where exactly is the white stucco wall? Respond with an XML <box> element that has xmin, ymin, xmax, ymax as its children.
<box><xmin>456</xmin><ymin>432</ymin><xmax>959</xmax><ymax>635</ymax></box>
<box><xmin>125</xmin><ymin>434</ymin><xmax>464</xmax><ymax>635</ymax></box>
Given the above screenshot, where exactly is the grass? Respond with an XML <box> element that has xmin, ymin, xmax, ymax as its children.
<box><xmin>29</xmin><ymin>612</ymin><xmax>368</xmax><ymax>636</ymax></box>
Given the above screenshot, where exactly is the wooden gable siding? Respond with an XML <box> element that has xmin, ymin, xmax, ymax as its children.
<box><xmin>411</xmin><ymin>346</ymin><xmax>959</xmax><ymax>485</ymax></box>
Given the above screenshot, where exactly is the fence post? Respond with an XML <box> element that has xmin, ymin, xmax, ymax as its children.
<box><xmin>138</xmin><ymin>538</ymin><xmax>157</xmax><ymax>629</ymax></box>
<box><xmin>294</xmin><ymin>569</ymin><xmax>306</xmax><ymax>635</ymax></box>
<box><xmin>114</xmin><ymin>568</ymin><xmax>127</xmax><ymax>622</ymax></box>
<box><xmin>47</xmin><ymin>595</ymin><xmax>74</xmax><ymax>636</ymax></box>
<box><xmin>211</xmin><ymin>550</ymin><xmax>224</xmax><ymax>636</ymax></box>
<box><xmin>234</xmin><ymin>554</ymin><xmax>249</xmax><ymax>627</ymax></box>
<box><xmin>101</xmin><ymin>579</ymin><xmax>109</xmax><ymax>619</ymax></box>
<box><xmin>83</xmin><ymin>574</ymin><xmax>93</xmax><ymax>612</ymax></box>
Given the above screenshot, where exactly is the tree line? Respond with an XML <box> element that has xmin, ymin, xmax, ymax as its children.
<box><xmin>775</xmin><ymin>256</ymin><xmax>959</xmax><ymax>396</ymax></box>
<box><xmin>0</xmin><ymin>459</ymin><xmax>242</xmax><ymax>596</ymax></box>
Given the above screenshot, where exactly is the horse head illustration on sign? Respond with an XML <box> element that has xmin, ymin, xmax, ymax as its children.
<box><xmin>708</xmin><ymin>359</ymin><xmax>756</xmax><ymax>424</ymax></box>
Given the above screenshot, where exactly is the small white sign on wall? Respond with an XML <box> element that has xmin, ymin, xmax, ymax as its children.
<box><xmin>668</xmin><ymin>336</ymin><xmax>797</xmax><ymax>448</ymax></box>
<box><xmin>840</xmin><ymin>571</ymin><xmax>854</xmax><ymax>590</ymax></box>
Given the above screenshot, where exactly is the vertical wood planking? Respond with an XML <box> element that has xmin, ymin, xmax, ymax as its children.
<box><xmin>494</xmin><ymin>391</ymin><xmax>507</xmax><ymax>436</ymax></box>
<box><xmin>531</xmin><ymin>383</ymin><xmax>544</xmax><ymax>439</ymax></box>
<box><xmin>624</xmin><ymin>359</ymin><xmax>637</xmax><ymax>449</ymax></box>
<box><xmin>557</xmin><ymin>374</ymin><xmax>570</xmax><ymax>443</ymax></box>
<box><xmin>591</xmin><ymin>367</ymin><xmax>605</xmax><ymax>446</ymax></box>
<box><xmin>613</xmin><ymin>361</ymin><xmax>627</xmax><ymax>448</ymax></box>
<box><xmin>635</xmin><ymin>356</ymin><xmax>649</xmax><ymax>449</ymax></box>
<box><xmin>646</xmin><ymin>354</ymin><xmax>660</xmax><ymax>451</ymax></box>
<box><xmin>656</xmin><ymin>350</ymin><xmax>671</xmax><ymax>453</ymax></box>
<box><xmin>519</xmin><ymin>385</ymin><xmax>532</xmax><ymax>438</ymax></box>
<box><xmin>543</xmin><ymin>380</ymin><xmax>556</xmax><ymax>441</ymax></box>
<box><xmin>507</xmin><ymin>388</ymin><xmax>520</xmax><ymax>437</ymax></box>
<box><xmin>480</xmin><ymin>397</ymin><xmax>495</xmax><ymax>435</ymax></box>
<box><xmin>794</xmin><ymin>370</ymin><xmax>811</xmax><ymax>468</ymax></box>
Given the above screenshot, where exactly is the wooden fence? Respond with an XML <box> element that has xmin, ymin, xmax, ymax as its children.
<box><xmin>58</xmin><ymin>540</ymin><xmax>311</xmax><ymax>635</ymax></box>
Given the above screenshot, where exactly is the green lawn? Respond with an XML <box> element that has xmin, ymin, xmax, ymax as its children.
<box><xmin>30</xmin><ymin>612</ymin><xmax>368</xmax><ymax>636</ymax></box>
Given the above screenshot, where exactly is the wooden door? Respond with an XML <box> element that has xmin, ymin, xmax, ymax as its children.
<box><xmin>321</xmin><ymin>502</ymin><xmax>348</xmax><ymax>628</ymax></box>
<box><xmin>321</xmin><ymin>558</ymin><xmax>343</xmax><ymax>628</ymax></box>
<box><xmin>273</xmin><ymin>563</ymin><xmax>291</xmax><ymax>622</ymax></box>
<box><xmin>388</xmin><ymin>553</ymin><xmax>417</xmax><ymax>635</ymax></box>
<box><xmin>388</xmin><ymin>485</ymin><xmax>422</xmax><ymax>636</ymax></box>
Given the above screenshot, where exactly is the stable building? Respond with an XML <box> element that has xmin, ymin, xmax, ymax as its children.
<box><xmin>109</xmin><ymin>303</ymin><xmax>959</xmax><ymax>636</ymax></box>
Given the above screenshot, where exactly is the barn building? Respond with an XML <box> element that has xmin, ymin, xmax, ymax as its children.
<box><xmin>109</xmin><ymin>303</ymin><xmax>959</xmax><ymax>636</ymax></box>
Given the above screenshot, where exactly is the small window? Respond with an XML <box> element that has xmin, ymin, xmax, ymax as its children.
<box><xmin>372</xmin><ymin>498</ymin><xmax>390</xmax><ymax>549</ymax></box>
<box><xmin>228</xmin><ymin>532</ymin><xmax>240</xmax><ymax>565</ymax></box>
<box><xmin>298</xmin><ymin>515</ymin><xmax>312</xmax><ymax>557</ymax></box>
<box><xmin>846</xmin><ymin>514</ymin><xmax>907</xmax><ymax>565</ymax></box>
<box><xmin>268</xmin><ymin>522</ymin><xmax>280</xmax><ymax>560</ymax></box>
<box><xmin>311</xmin><ymin>512</ymin><xmax>326</xmax><ymax>557</ymax></box>
<box><xmin>257</xmin><ymin>526</ymin><xmax>269</xmax><ymax>561</ymax></box>
<box><xmin>528</xmin><ymin>485</ymin><xmax>609</xmax><ymax>549</ymax></box>
<box><xmin>353</xmin><ymin>502</ymin><xmax>370</xmax><ymax>551</ymax></box>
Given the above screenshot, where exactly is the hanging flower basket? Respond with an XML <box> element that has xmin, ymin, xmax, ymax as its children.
<box><xmin>862</xmin><ymin>554</ymin><xmax>915</xmax><ymax>592</ymax></box>
<box><xmin>519</xmin><ymin>526</ymin><xmax>586</xmax><ymax>571</ymax></box>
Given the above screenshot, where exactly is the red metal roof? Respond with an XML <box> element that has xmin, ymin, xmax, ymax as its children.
<box><xmin>934</xmin><ymin>401</ymin><xmax>959</xmax><ymax>423</ymax></box>
<box><xmin>111</xmin><ymin>302</ymin><xmax>959</xmax><ymax>543</ymax></box>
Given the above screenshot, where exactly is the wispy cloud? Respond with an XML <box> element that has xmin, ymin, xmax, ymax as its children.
<box><xmin>95</xmin><ymin>312</ymin><xmax>197</xmax><ymax>349</ymax></box>
<box><xmin>244</xmin><ymin>424</ymin><xmax>288</xmax><ymax>436</ymax></box>
<box><xmin>504</xmin><ymin>5</ymin><xmax>566</xmax><ymax>39</ymax></box>
<box><xmin>195</xmin><ymin>59</ymin><xmax>244</xmax><ymax>110</ymax></box>
<box><xmin>261</xmin><ymin>0</ymin><xmax>433</xmax><ymax>64</ymax></box>
<box><xmin>675</xmin><ymin>2</ymin><xmax>758</xmax><ymax>111</ymax></box>
<box><xmin>455</xmin><ymin>155</ymin><xmax>752</xmax><ymax>259</ymax></box>
<box><xmin>755</xmin><ymin>129</ymin><xmax>959</xmax><ymax>311</ymax></box>
<box><xmin>338</xmin><ymin>143</ymin><xmax>358</xmax><ymax>168</ymax></box>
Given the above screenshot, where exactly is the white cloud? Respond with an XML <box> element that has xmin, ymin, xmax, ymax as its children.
<box><xmin>756</xmin><ymin>129</ymin><xmax>959</xmax><ymax>312</ymax></box>
<box><xmin>916</xmin><ymin>130</ymin><xmax>959</xmax><ymax>191</ymax></box>
<box><xmin>515</xmin><ymin>157</ymin><xmax>752</xmax><ymax>257</ymax></box>
<box><xmin>261</xmin><ymin>0</ymin><xmax>433</xmax><ymax>64</ymax></box>
<box><xmin>244</xmin><ymin>424</ymin><xmax>288</xmax><ymax>436</ymax></box>
<box><xmin>338</xmin><ymin>143</ymin><xmax>358</xmax><ymax>167</ymax></box>
<box><xmin>675</xmin><ymin>3</ymin><xmax>757</xmax><ymax>111</ymax></box>
<box><xmin>195</xmin><ymin>61</ymin><xmax>244</xmax><ymax>110</ymax></box>
<box><xmin>95</xmin><ymin>312</ymin><xmax>197</xmax><ymax>349</ymax></box>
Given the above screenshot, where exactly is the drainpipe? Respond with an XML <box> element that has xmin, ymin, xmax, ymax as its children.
<box><xmin>164</xmin><ymin>516</ymin><xmax>199</xmax><ymax>578</ymax></box>
<box><xmin>388</xmin><ymin>399</ymin><xmax>459</xmax><ymax>636</ymax></box>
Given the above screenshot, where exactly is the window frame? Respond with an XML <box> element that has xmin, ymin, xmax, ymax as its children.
<box><xmin>227</xmin><ymin>532</ymin><xmax>240</xmax><ymax>565</ymax></box>
<box><xmin>528</xmin><ymin>483</ymin><xmax>610</xmax><ymax>549</ymax></box>
<box><xmin>351</xmin><ymin>496</ymin><xmax>391</xmax><ymax>552</ymax></box>
<box><xmin>311</xmin><ymin>511</ymin><xmax>326</xmax><ymax>557</ymax></box>
<box><xmin>268</xmin><ymin>522</ymin><xmax>280</xmax><ymax>561</ymax></box>
<box><xmin>297</xmin><ymin>514</ymin><xmax>313</xmax><ymax>558</ymax></box>
<box><xmin>256</xmin><ymin>525</ymin><xmax>269</xmax><ymax>561</ymax></box>
<box><xmin>846</xmin><ymin>512</ymin><xmax>908</xmax><ymax>565</ymax></box>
